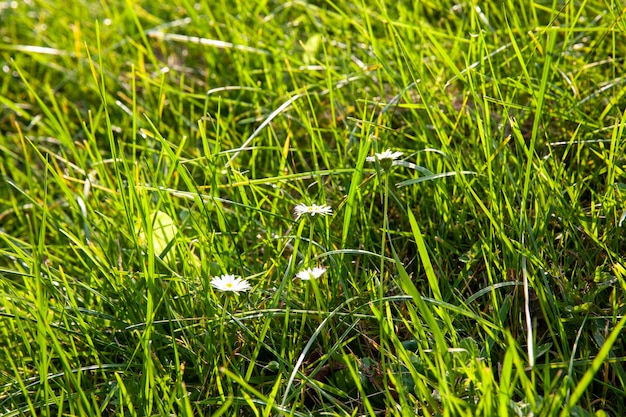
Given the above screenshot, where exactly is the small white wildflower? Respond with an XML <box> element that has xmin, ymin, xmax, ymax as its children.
<box><xmin>210</xmin><ymin>275</ymin><xmax>251</xmax><ymax>294</ymax></box>
<box><xmin>296</xmin><ymin>266</ymin><xmax>327</xmax><ymax>281</ymax></box>
<box><xmin>366</xmin><ymin>149</ymin><xmax>404</xmax><ymax>163</ymax></box>
<box><xmin>293</xmin><ymin>203</ymin><xmax>333</xmax><ymax>220</ymax></box>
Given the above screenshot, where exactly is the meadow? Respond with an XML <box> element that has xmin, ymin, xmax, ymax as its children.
<box><xmin>1</xmin><ymin>0</ymin><xmax>626</xmax><ymax>415</ymax></box>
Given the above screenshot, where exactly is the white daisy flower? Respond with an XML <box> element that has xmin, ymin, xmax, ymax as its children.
<box><xmin>210</xmin><ymin>275</ymin><xmax>252</xmax><ymax>294</ymax></box>
<box><xmin>296</xmin><ymin>266</ymin><xmax>327</xmax><ymax>281</ymax></box>
<box><xmin>366</xmin><ymin>149</ymin><xmax>404</xmax><ymax>163</ymax></box>
<box><xmin>293</xmin><ymin>203</ymin><xmax>333</xmax><ymax>220</ymax></box>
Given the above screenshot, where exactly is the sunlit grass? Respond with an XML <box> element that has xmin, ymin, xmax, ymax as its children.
<box><xmin>1</xmin><ymin>0</ymin><xmax>626</xmax><ymax>415</ymax></box>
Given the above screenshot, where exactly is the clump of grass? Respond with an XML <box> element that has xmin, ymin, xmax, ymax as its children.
<box><xmin>1</xmin><ymin>0</ymin><xmax>626</xmax><ymax>415</ymax></box>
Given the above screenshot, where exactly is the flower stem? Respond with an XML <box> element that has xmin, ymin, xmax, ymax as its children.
<box><xmin>380</xmin><ymin>173</ymin><xmax>389</xmax><ymax>295</ymax></box>
<box><xmin>306</xmin><ymin>221</ymin><xmax>314</xmax><ymax>263</ymax></box>
<box><xmin>218</xmin><ymin>295</ymin><xmax>231</xmax><ymax>366</ymax></box>
<box><xmin>378</xmin><ymin>170</ymin><xmax>390</xmax><ymax>383</ymax></box>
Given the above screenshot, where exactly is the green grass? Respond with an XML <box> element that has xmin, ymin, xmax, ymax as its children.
<box><xmin>1</xmin><ymin>0</ymin><xmax>626</xmax><ymax>415</ymax></box>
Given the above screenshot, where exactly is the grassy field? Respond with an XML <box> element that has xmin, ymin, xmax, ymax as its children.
<box><xmin>1</xmin><ymin>0</ymin><xmax>626</xmax><ymax>415</ymax></box>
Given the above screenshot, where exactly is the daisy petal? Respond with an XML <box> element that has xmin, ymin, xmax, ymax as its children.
<box><xmin>367</xmin><ymin>149</ymin><xmax>403</xmax><ymax>162</ymax></box>
<box><xmin>296</xmin><ymin>266</ymin><xmax>327</xmax><ymax>280</ymax></box>
<box><xmin>210</xmin><ymin>274</ymin><xmax>252</xmax><ymax>294</ymax></box>
<box><xmin>293</xmin><ymin>203</ymin><xmax>333</xmax><ymax>220</ymax></box>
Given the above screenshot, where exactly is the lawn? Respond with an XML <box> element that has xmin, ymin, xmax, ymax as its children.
<box><xmin>1</xmin><ymin>0</ymin><xmax>626</xmax><ymax>415</ymax></box>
